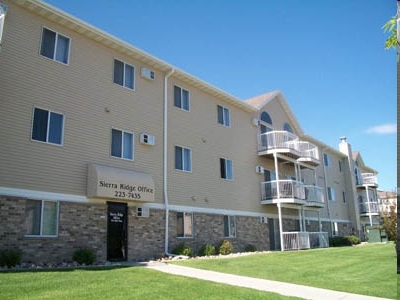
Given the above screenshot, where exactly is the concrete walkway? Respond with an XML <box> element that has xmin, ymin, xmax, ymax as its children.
<box><xmin>143</xmin><ymin>261</ymin><xmax>391</xmax><ymax>300</ymax></box>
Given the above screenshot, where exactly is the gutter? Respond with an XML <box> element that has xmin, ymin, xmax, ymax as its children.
<box><xmin>163</xmin><ymin>68</ymin><xmax>176</xmax><ymax>257</ymax></box>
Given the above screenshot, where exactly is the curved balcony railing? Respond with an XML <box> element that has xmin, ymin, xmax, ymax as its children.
<box><xmin>257</xmin><ymin>131</ymin><xmax>319</xmax><ymax>165</ymax></box>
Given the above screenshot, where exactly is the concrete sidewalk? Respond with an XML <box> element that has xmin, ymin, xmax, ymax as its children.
<box><xmin>143</xmin><ymin>261</ymin><xmax>391</xmax><ymax>300</ymax></box>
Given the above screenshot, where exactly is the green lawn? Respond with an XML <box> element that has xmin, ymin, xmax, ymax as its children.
<box><xmin>0</xmin><ymin>267</ymin><xmax>301</xmax><ymax>300</ymax></box>
<box><xmin>173</xmin><ymin>243</ymin><xmax>397</xmax><ymax>299</ymax></box>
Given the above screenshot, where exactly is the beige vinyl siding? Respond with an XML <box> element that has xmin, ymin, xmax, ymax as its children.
<box><xmin>0</xmin><ymin>3</ymin><xmax>164</xmax><ymax>202</ymax></box>
<box><xmin>167</xmin><ymin>78</ymin><xmax>263</xmax><ymax>212</ymax></box>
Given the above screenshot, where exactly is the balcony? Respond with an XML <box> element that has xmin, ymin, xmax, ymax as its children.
<box><xmin>261</xmin><ymin>180</ymin><xmax>306</xmax><ymax>205</ymax></box>
<box><xmin>282</xmin><ymin>232</ymin><xmax>329</xmax><ymax>250</ymax></box>
<box><xmin>257</xmin><ymin>131</ymin><xmax>319</xmax><ymax>166</ymax></box>
<box><xmin>303</xmin><ymin>185</ymin><xmax>325</xmax><ymax>207</ymax></box>
<box><xmin>359</xmin><ymin>202</ymin><xmax>380</xmax><ymax>216</ymax></box>
<box><xmin>357</xmin><ymin>173</ymin><xmax>378</xmax><ymax>188</ymax></box>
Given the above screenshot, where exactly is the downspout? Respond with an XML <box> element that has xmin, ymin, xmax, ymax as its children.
<box><xmin>322</xmin><ymin>147</ymin><xmax>334</xmax><ymax>236</ymax></box>
<box><xmin>163</xmin><ymin>68</ymin><xmax>175</xmax><ymax>256</ymax></box>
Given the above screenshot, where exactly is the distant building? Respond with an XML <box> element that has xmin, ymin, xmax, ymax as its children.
<box><xmin>0</xmin><ymin>0</ymin><xmax>381</xmax><ymax>264</ymax></box>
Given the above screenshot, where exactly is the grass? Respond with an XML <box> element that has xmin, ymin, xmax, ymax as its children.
<box><xmin>0</xmin><ymin>266</ymin><xmax>301</xmax><ymax>300</ymax></box>
<box><xmin>173</xmin><ymin>243</ymin><xmax>397</xmax><ymax>299</ymax></box>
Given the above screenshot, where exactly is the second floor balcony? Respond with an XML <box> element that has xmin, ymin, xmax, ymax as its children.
<box><xmin>359</xmin><ymin>202</ymin><xmax>380</xmax><ymax>216</ymax></box>
<box><xmin>261</xmin><ymin>180</ymin><xmax>324</xmax><ymax>207</ymax></box>
<box><xmin>258</xmin><ymin>131</ymin><xmax>319</xmax><ymax>167</ymax></box>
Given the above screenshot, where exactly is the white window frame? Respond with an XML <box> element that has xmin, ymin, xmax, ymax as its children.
<box><xmin>327</xmin><ymin>187</ymin><xmax>335</xmax><ymax>201</ymax></box>
<box><xmin>25</xmin><ymin>200</ymin><xmax>59</xmax><ymax>237</ymax></box>
<box><xmin>217</xmin><ymin>105</ymin><xmax>230</xmax><ymax>127</ymax></box>
<box><xmin>113</xmin><ymin>58</ymin><xmax>135</xmax><ymax>90</ymax></box>
<box><xmin>174</xmin><ymin>85</ymin><xmax>190</xmax><ymax>111</ymax></box>
<box><xmin>175</xmin><ymin>145</ymin><xmax>192</xmax><ymax>172</ymax></box>
<box><xmin>177</xmin><ymin>212</ymin><xmax>193</xmax><ymax>238</ymax></box>
<box><xmin>220</xmin><ymin>158</ymin><xmax>233</xmax><ymax>180</ymax></box>
<box><xmin>110</xmin><ymin>128</ymin><xmax>134</xmax><ymax>160</ymax></box>
<box><xmin>40</xmin><ymin>27</ymin><xmax>71</xmax><ymax>65</ymax></box>
<box><xmin>224</xmin><ymin>215</ymin><xmax>236</xmax><ymax>238</ymax></box>
<box><xmin>31</xmin><ymin>107</ymin><xmax>65</xmax><ymax>146</ymax></box>
<box><xmin>323</xmin><ymin>153</ymin><xmax>331</xmax><ymax>167</ymax></box>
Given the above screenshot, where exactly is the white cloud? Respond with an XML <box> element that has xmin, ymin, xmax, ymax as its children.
<box><xmin>366</xmin><ymin>123</ymin><xmax>397</xmax><ymax>134</ymax></box>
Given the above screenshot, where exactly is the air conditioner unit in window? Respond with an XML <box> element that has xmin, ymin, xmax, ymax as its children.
<box><xmin>141</xmin><ymin>67</ymin><xmax>155</xmax><ymax>81</ymax></box>
<box><xmin>140</xmin><ymin>133</ymin><xmax>155</xmax><ymax>146</ymax></box>
<box><xmin>136</xmin><ymin>207</ymin><xmax>149</xmax><ymax>218</ymax></box>
<box><xmin>255</xmin><ymin>166</ymin><xmax>264</xmax><ymax>174</ymax></box>
<box><xmin>252</xmin><ymin>118</ymin><xmax>261</xmax><ymax>127</ymax></box>
<box><xmin>260</xmin><ymin>216</ymin><xmax>267</xmax><ymax>224</ymax></box>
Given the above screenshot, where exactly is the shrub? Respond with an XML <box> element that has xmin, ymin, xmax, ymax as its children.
<box><xmin>72</xmin><ymin>248</ymin><xmax>96</xmax><ymax>265</ymax></box>
<box><xmin>0</xmin><ymin>250</ymin><xmax>22</xmax><ymax>268</ymax></box>
<box><xmin>329</xmin><ymin>235</ymin><xmax>360</xmax><ymax>247</ymax></box>
<box><xmin>344</xmin><ymin>235</ymin><xmax>361</xmax><ymax>245</ymax></box>
<box><xmin>172</xmin><ymin>243</ymin><xmax>193</xmax><ymax>257</ymax></box>
<box><xmin>217</xmin><ymin>240</ymin><xmax>233</xmax><ymax>255</ymax></box>
<box><xmin>244</xmin><ymin>244</ymin><xmax>257</xmax><ymax>252</ymax></box>
<box><xmin>198</xmin><ymin>243</ymin><xmax>216</xmax><ymax>256</ymax></box>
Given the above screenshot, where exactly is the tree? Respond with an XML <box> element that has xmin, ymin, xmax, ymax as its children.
<box><xmin>382</xmin><ymin>15</ymin><xmax>397</xmax><ymax>49</ymax></box>
<box><xmin>381</xmin><ymin>202</ymin><xmax>397</xmax><ymax>245</ymax></box>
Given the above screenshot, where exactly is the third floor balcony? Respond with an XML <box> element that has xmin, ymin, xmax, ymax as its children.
<box><xmin>257</xmin><ymin>131</ymin><xmax>319</xmax><ymax>167</ymax></box>
<box><xmin>356</xmin><ymin>173</ymin><xmax>378</xmax><ymax>188</ymax></box>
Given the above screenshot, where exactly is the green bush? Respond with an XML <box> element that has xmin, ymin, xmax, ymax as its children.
<box><xmin>0</xmin><ymin>250</ymin><xmax>22</xmax><ymax>268</ymax></box>
<box><xmin>72</xmin><ymin>248</ymin><xmax>96</xmax><ymax>265</ymax></box>
<box><xmin>244</xmin><ymin>244</ymin><xmax>257</xmax><ymax>252</ymax></box>
<box><xmin>198</xmin><ymin>243</ymin><xmax>216</xmax><ymax>256</ymax></box>
<box><xmin>344</xmin><ymin>235</ymin><xmax>361</xmax><ymax>245</ymax></box>
<box><xmin>329</xmin><ymin>235</ymin><xmax>360</xmax><ymax>247</ymax></box>
<box><xmin>172</xmin><ymin>243</ymin><xmax>193</xmax><ymax>256</ymax></box>
<box><xmin>217</xmin><ymin>240</ymin><xmax>233</xmax><ymax>255</ymax></box>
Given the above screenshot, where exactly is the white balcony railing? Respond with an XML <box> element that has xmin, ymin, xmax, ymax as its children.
<box><xmin>261</xmin><ymin>180</ymin><xmax>305</xmax><ymax>201</ymax></box>
<box><xmin>258</xmin><ymin>131</ymin><xmax>300</xmax><ymax>153</ymax></box>
<box><xmin>282</xmin><ymin>232</ymin><xmax>328</xmax><ymax>250</ymax></box>
<box><xmin>297</xmin><ymin>141</ymin><xmax>319</xmax><ymax>161</ymax></box>
<box><xmin>257</xmin><ymin>131</ymin><xmax>319</xmax><ymax>164</ymax></box>
<box><xmin>303</xmin><ymin>185</ymin><xmax>325</xmax><ymax>206</ymax></box>
<box><xmin>359</xmin><ymin>202</ymin><xmax>380</xmax><ymax>215</ymax></box>
<box><xmin>360</xmin><ymin>173</ymin><xmax>378</xmax><ymax>186</ymax></box>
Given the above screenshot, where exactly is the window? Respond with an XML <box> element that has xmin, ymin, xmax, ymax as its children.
<box><xmin>0</xmin><ymin>3</ymin><xmax>7</xmax><ymax>47</ymax></box>
<box><xmin>24</xmin><ymin>200</ymin><xmax>58</xmax><ymax>236</ymax></box>
<box><xmin>338</xmin><ymin>160</ymin><xmax>342</xmax><ymax>172</ymax></box>
<box><xmin>224</xmin><ymin>215</ymin><xmax>236</xmax><ymax>238</ymax></box>
<box><xmin>40</xmin><ymin>28</ymin><xmax>70</xmax><ymax>64</ymax></box>
<box><xmin>220</xmin><ymin>158</ymin><xmax>233</xmax><ymax>180</ymax></box>
<box><xmin>342</xmin><ymin>191</ymin><xmax>346</xmax><ymax>203</ymax></box>
<box><xmin>175</xmin><ymin>146</ymin><xmax>192</xmax><ymax>172</ymax></box>
<box><xmin>174</xmin><ymin>86</ymin><xmax>190</xmax><ymax>111</ymax></box>
<box><xmin>177</xmin><ymin>212</ymin><xmax>193</xmax><ymax>238</ymax></box>
<box><xmin>111</xmin><ymin>128</ymin><xmax>134</xmax><ymax>160</ymax></box>
<box><xmin>323</xmin><ymin>153</ymin><xmax>331</xmax><ymax>167</ymax></box>
<box><xmin>31</xmin><ymin>107</ymin><xmax>64</xmax><ymax>145</ymax></box>
<box><xmin>283</xmin><ymin>123</ymin><xmax>293</xmax><ymax>133</ymax></box>
<box><xmin>113</xmin><ymin>59</ymin><xmax>135</xmax><ymax>89</ymax></box>
<box><xmin>217</xmin><ymin>105</ymin><xmax>230</xmax><ymax>127</ymax></box>
<box><xmin>327</xmin><ymin>187</ymin><xmax>335</xmax><ymax>201</ymax></box>
<box><xmin>260</xmin><ymin>111</ymin><xmax>272</xmax><ymax>125</ymax></box>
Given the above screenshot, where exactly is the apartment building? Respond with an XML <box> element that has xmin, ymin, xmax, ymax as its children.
<box><xmin>0</xmin><ymin>0</ymin><xmax>379</xmax><ymax>264</ymax></box>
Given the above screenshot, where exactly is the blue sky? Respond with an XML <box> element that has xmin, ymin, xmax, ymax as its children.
<box><xmin>45</xmin><ymin>0</ymin><xmax>397</xmax><ymax>191</ymax></box>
